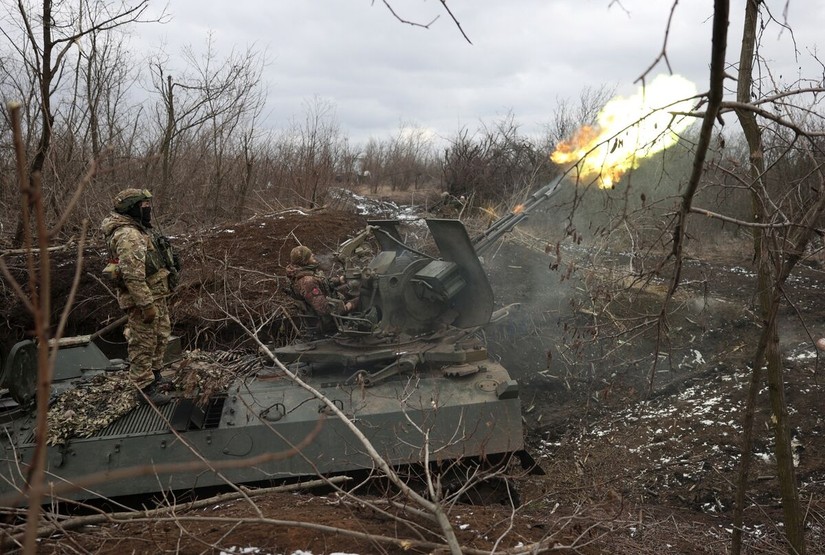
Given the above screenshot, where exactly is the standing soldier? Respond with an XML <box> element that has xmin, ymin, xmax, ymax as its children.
<box><xmin>101</xmin><ymin>188</ymin><xmax>178</xmax><ymax>405</ymax></box>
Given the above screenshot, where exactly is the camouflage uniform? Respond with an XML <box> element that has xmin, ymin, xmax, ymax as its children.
<box><xmin>101</xmin><ymin>190</ymin><xmax>171</xmax><ymax>390</ymax></box>
<box><xmin>286</xmin><ymin>246</ymin><xmax>358</xmax><ymax>333</ymax></box>
<box><xmin>286</xmin><ymin>264</ymin><xmax>335</xmax><ymax>315</ymax></box>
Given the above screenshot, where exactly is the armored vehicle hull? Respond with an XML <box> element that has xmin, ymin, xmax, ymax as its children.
<box><xmin>0</xmin><ymin>338</ymin><xmax>525</xmax><ymax>504</ymax></box>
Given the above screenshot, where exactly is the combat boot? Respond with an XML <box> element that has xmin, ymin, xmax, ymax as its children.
<box><xmin>153</xmin><ymin>369</ymin><xmax>174</xmax><ymax>387</ymax></box>
<box><xmin>135</xmin><ymin>382</ymin><xmax>171</xmax><ymax>405</ymax></box>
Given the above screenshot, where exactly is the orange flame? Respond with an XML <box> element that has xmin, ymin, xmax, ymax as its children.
<box><xmin>551</xmin><ymin>74</ymin><xmax>698</xmax><ymax>189</ymax></box>
<box><xmin>513</xmin><ymin>204</ymin><xmax>525</xmax><ymax>214</ymax></box>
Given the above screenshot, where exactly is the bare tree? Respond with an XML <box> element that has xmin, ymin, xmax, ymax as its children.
<box><xmin>361</xmin><ymin>136</ymin><xmax>389</xmax><ymax>194</ymax></box>
<box><xmin>721</xmin><ymin>3</ymin><xmax>825</xmax><ymax>553</ymax></box>
<box><xmin>383</xmin><ymin>122</ymin><xmax>437</xmax><ymax>192</ymax></box>
<box><xmin>279</xmin><ymin>96</ymin><xmax>345</xmax><ymax>208</ymax></box>
<box><xmin>74</xmin><ymin>20</ymin><xmax>140</xmax><ymax>162</ymax></box>
<box><xmin>147</xmin><ymin>35</ymin><xmax>266</xmax><ymax>216</ymax></box>
<box><xmin>443</xmin><ymin>113</ymin><xmax>555</xmax><ymax>205</ymax></box>
<box><xmin>544</xmin><ymin>85</ymin><xmax>615</xmax><ymax>150</ymax></box>
<box><xmin>0</xmin><ymin>0</ymin><xmax>160</xmax><ymax>246</ymax></box>
<box><xmin>233</xmin><ymin>124</ymin><xmax>267</xmax><ymax>216</ymax></box>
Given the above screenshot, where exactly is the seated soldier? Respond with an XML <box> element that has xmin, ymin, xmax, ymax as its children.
<box><xmin>286</xmin><ymin>246</ymin><xmax>357</xmax><ymax>330</ymax></box>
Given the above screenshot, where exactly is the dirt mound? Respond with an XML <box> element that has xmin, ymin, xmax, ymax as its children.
<box><xmin>0</xmin><ymin>208</ymin><xmax>368</xmax><ymax>353</ymax></box>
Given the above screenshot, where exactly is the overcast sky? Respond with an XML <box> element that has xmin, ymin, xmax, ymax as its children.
<box><xmin>135</xmin><ymin>1</ymin><xmax>825</xmax><ymax>146</ymax></box>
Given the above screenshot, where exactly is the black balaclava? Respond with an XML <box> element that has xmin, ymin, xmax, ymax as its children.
<box><xmin>126</xmin><ymin>203</ymin><xmax>153</xmax><ymax>228</ymax></box>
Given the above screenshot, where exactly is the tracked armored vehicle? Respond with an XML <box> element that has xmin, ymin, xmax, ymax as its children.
<box><xmin>0</xmin><ymin>178</ymin><xmax>561</xmax><ymax>505</ymax></box>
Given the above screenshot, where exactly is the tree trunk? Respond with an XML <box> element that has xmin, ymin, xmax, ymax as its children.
<box><xmin>160</xmin><ymin>74</ymin><xmax>175</xmax><ymax>197</ymax></box>
<box><xmin>13</xmin><ymin>0</ymin><xmax>54</xmax><ymax>247</ymax></box>
<box><xmin>732</xmin><ymin>1</ymin><xmax>805</xmax><ymax>553</ymax></box>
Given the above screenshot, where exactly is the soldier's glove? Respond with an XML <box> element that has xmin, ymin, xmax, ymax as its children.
<box><xmin>142</xmin><ymin>304</ymin><xmax>157</xmax><ymax>324</ymax></box>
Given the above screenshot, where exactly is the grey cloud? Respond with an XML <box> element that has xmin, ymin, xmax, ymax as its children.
<box><xmin>136</xmin><ymin>1</ymin><xmax>824</xmax><ymax>146</ymax></box>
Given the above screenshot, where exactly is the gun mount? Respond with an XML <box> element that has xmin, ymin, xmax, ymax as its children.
<box><xmin>274</xmin><ymin>176</ymin><xmax>565</xmax><ymax>387</ymax></box>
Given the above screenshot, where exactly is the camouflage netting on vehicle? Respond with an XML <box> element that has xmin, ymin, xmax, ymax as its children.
<box><xmin>174</xmin><ymin>349</ymin><xmax>266</xmax><ymax>406</ymax></box>
<box><xmin>47</xmin><ymin>350</ymin><xmax>268</xmax><ymax>445</ymax></box>
<box><xmin>48</xmin><ymin>373</ymin><xmax>137</xmax><ymax>446</ymax></box>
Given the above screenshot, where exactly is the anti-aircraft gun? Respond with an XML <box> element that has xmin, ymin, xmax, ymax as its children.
<box><xmin>271</xmin><ymin>175</ymin><xmax>565</xmax><ymax>465</ymax></box>
<box><xmin>274</xmin><ymin>175</ymin><xmax>565</xmax><ymax>366</ymax></box>
<box><xmin>0</xmin><ymin>177</ymin><xmax>563</xmax><ymax>506</ymax></box>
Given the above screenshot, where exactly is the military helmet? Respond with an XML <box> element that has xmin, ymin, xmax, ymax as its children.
<box><xmin>114</xmin><ymin>188</ymin><xmax>152</xmax><ymax>214</ymax></box>
<box><xmin>290</xmin><ymin>245</ymin><xmax>313</xmax><ymax>265</ymax></box>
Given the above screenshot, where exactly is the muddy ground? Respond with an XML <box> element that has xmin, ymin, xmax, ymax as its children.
<box><xmin>2</xmin><ymin>194</ymin><xmax>824</xmax><ymax>554</ymax></box>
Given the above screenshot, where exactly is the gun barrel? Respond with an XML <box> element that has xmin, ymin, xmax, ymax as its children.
<box><xmin>473</xmin><ymin>176</ymin><xmax>564</xmax><ymax>255</ymax></box>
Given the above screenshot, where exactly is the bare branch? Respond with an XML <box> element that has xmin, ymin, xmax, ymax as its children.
<box><xmin>438</xmin><ymin>0</ymin><xmax>472</xmax><ymax>45</ymax></box>
<box><xmin>52</xmin><ymin>221</ymin><xmax>88</xmax><ymax>341</ymax></box>
<box><xmin>634</xmin><ymin>0</ymin><xmax>679</xmax><ymax>84</ymax></box>
<box><xmin>379</xmin><ymin>0</ymin><xmax>439</xmax><ymax>29</ymax></box>
<box><xmin>667</xmin><ymin>0</ymin><xmax>729</xmax><ymax>295</ymax></box>
<box><xmin>49</xmin><ymin>160</ymin><xmax>98</xmax><ymax>238</ymax></box>
<box><xmin>689</xmin><ymin>206</ymin><xmax>819</xmax><ymax>230</ymax></box>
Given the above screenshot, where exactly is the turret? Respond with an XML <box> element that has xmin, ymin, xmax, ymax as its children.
<box><xmin>338</xmin><ymin>177</ymin><xmax>565</xmax><ymax>338</ymax></box>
